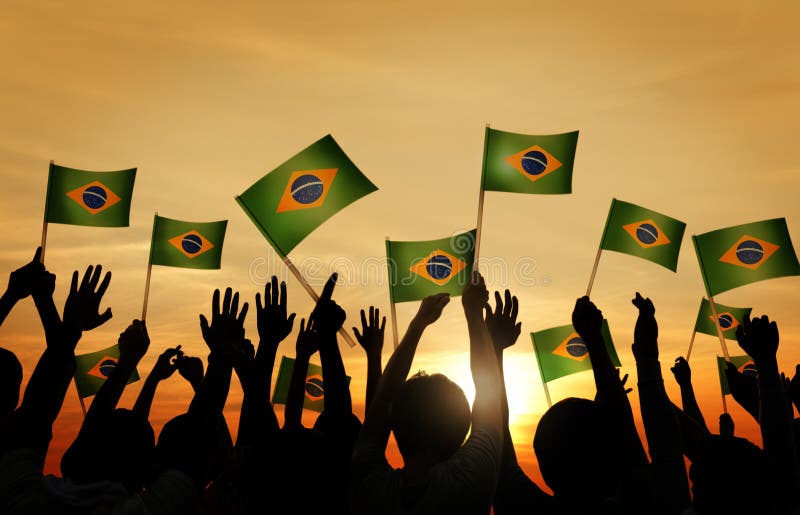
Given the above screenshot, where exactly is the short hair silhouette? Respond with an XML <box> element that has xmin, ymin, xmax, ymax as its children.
<box><xmin>156</xmin><ymin>413</ymin><xmax>230</xmax><ymax>486</ymax></box>
<box><xmin>390</xmin><ymin>372</ymin><xmax>470</xmax><ymax>461</ymax></box>
<box><xmin>534</xmin><ymin>397</ymin><xmax>622</xmax><ymax>500</ymax></box>
<box><xmin>689</xmin><ymin>435</ymin><xmax>776</xmax><ymax>515</ymax></box>
<box><xmin>0</xmin><ymin>347</ymin><xmax>21</xmax><ymax>415</ymax></box>
<box><xmin>62</xmin><ymin>408</ymin><xmax>155</xmax><ymax>492</ymax></box>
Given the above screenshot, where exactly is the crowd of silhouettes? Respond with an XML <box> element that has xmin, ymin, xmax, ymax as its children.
<box><xmin>0</xmin><ymin>248</ymin><xmax>799</xmax><ymax>514</ymax></box>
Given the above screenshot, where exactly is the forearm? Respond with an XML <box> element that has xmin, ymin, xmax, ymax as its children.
<box><xmin>467</xmin><ymin>312</ymin><xmax>502</xmax><ymax>432</ymax></box>
<box><xmin>636</xmin><ymin>358</ymin><xmax>691</xmax><ymax>509</ymax></box>
<box><xmin>364</xmin><ymin>354</ymin><xmax>382</xmax><ymax>411</ymax></box>
<box><xmin>319</xmin><ymin>333</ymin><xmax>350</xmax><ymax>416</ymax></box>
<box><xmin>678</xmin><ymin>383</ymin><xmax>709</xmax><ymax>433</ymax></box>
<box><xmin>133</xmin><ymin>374</ymin><xmax>160</xmax><ymax>420</ymax></box>
<box><xmin>237</xmin><ymin>346</ymin><xmax>279</xmax><ymax>444</ymax></box>
<box><xmin>32</xmin><ymin>293</ymin><xmax>65</xmax><ymax>350</ymax></box>
<box><xmin>284</xmin><ymin>352</ymin><xmax>311</xmax><ymax>429</ymax></box>
<box><xmin>583</xmin><ymin>333</ymin><xmax>621</xmax><ymax>402</ymax></box>
<box><xmin>0</xmin><ymin>291</ymin><xmax>18</xmax><ymax>327</ymax></box>
<box><xmin>189</xmin><ymin>354</ymin><xmax>232</xmax><ymax>416</ymax></box>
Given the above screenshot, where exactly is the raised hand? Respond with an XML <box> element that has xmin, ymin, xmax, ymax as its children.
<box><xmin>5</xmin><ymin>247</ymin><xmax>45</xmax><ymax>301</ymax></box>
<box><xmin>461</xmin><ymin>271</ymin><xmax>488</xmax><ymax>317</ymax></box>
<box><xmin>670</xmin><ymin>357</ymin><xmax>691</xmax><ymax>387</ymax></box>
<box><xmin>152</xmin><ymin>345</ymin><xmax>184</xmax><ymax>381</ymax></box>
<box><xmin>789</xmin><ymin>364</ymin><xmax>800</xmax><ymax>411</ymax></box>
<box><xmin>256</xmin><ymin>275</ymin><xmax>296</xmax><ymax>346</ymax></box>
<box><xmin>354</xmin><ymin>306</ymin><xmax>386</xmax><ymax>359</ymax></box>
<box><xmin>296</xmin><ymin>317</ymin><xmax>320</xmax><ymax>359</ymax></box>
<box><xmin>735</xmin><ymin>314</ymin><xmax>779</xmax><ymax>365</ymax></box>
<box><xmin>571</xmin><ymin>296</ymin><xmax>603</xmax><ymax>340</ymax></box>
<box><xmin>177</xmin><ymin>355</ymin><xmax>204</xmax><ymax>390</ymax></box>
<box><xmin>311</xmin><ymin>274</ymin><xmax>346</xmax><ymax>336</ymax></box>
<box><xmin>118</xmin><ymin>319</ymin><xmax>150</xmax><ymax>365</ymax></box>
<box><xmin>199</xmin><ymin>287</ymin><xmax>249</xmax><ymax>354</ymax></box>
<box><xmin>415</xmin><ymin>293</ymin><xmax>451</xmax><ymax>326</ymax></box>
<box><xmin>63</xmin><ymin>265</ymin><xmax>112</xmax><ymax>332</ymax></box>
<box><xmin>631</xmin><ymin>292</ymin><xmax>658</xmax><ymax>361</ymax></box>
<box><xmin>484</xmin><ymin>289</ymin><xmax>521</xmax><ymax>352</ymax></box>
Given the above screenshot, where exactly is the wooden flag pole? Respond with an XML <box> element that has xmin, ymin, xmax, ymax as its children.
<box><xmin>282</xmin><ymin>255</ymin><xmax>357</xmax><ymax>348</ymax></box>
<box><xmin>685</xmin><ymin>330</ymin><xmax>697</xmax><ymax>361</ymax></box>
<box><xmin>385</xmin><ymin>237</ymin><xmax>400</xmax><ymax>349</ymax></box>
<box><xmin>141</xmin><ymin>213</ymin><xmax>157</xmax><ymax>321</ymax></box>
<box><xmin>74</xmin><ymin>378</ymin><xmax>87</xmax><ymax>417</ymax></box>
<box><xmin>473</xmin><ymin>124</ymin><xmax>491</xmax><ymax>269</ymax></box>
<box><xmin>585</xmin><ymin>248</ymin><xmax>603</xmax><ymax>297</ymax></box>
<box><xmin>40</xmin><ymin>160</ymin><xmax>54</xmax><ymax>263</ymax></box>
<box><xmin>586</xmin><ymin>199</ymin><xmax>616</xmax><ymax>297</ymax></box>
<box><xmin>707</xmin><ymin>296</ymin><xmax>731</xmax><ymax>360</ymax></box>
<box><xmin>721</xmin><ymin>389</ymin><xmax>728</xmax><ymax>414</ymax></box>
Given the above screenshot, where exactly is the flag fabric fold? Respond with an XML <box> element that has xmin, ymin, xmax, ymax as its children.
<box><xmin>694</xmin><ymin>298</ymin><xmax>751</xmax><ymax>340</ymax></box>
<box><xmin>531</xmin><ymin>320</ymin><xmax>620</xmax><ymax>383</ymax></box>
<box><xmin>717</xmin><ymin>355</ymin><xmax>756</xmax><ymax>395</ymax></box>
<box><xmin>150</xmin><ymin>215</ymin><xmax>227</xmax><ymax>270</ymax></box>
<box><xmin>386</xmin><ymin>230</ymin><xmax>476</xmax><ymax>303</ymax></box>
<box><xmin>236</xmin><ymin>135</ymin><xmax>378</xmax><ymax>258</ymax></box>
<box><xmin>44</xmin><ymin>163</ymin><xmax>137</xmax><ymax>227</ymax></box>
<box><xmin>693</xmin><ymin>218</ymin><xmax>800</xmax><ymax>296</ymax></box>
<box><xmin>599</xmin><ymin>198</ymin><xmax>686</xmax><ymax>272</ymax></box>
<box><xmin>481</xmin><ymin>128</ymin><xmax>578</xmax><ymax>195</ymax></box>
<box><xmin>74</xmin><ymin>344</ymin><xmax>140</xmax><ymax>399</ymax></box>
<box><xmin>271</xmin><ymin>356</ymin><xmax>351</xmax><ymax>413</ymax></box>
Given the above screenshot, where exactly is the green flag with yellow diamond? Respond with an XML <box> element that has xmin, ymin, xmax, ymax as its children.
<box><xmin>271</xmin><ymin>356</ymin><xmax>351</xmax><ymax>413</ymax></box>
<box><xmin>481</xmin><ymin>127</ymin><xmax>578</xmax><ymax>195</ymax></box>
<box><xmin>149</xmin><ymin>215</ymin><xmax>227</xmax><ymax>270</ymax></box>
<box><xmin>531</xmin><ymin>320</ymin><xmax>620</xmax><ymax>383</ymax></box>
<box><xmin>693</xmin><ymin>218</ymin><xmax>800</xmax><ymax>296</ymax></box>
<box><xmin>44</xmin><ymin>163</ymin><xmax>137</xmax><ymax>227</ymax></box>
<box><xmin>74</xmin><ymin>344</ymin><xmax>140</xmax><ymax>399</ymax></box>
<box><xmin>386</xmin><ymin>230</ymin><xmax>476</xmax><ymax>303</ymax></box>
<box><xmin>717</xmin><ymin>355</ymin><xmax>757</xmax><ymax>395</ymax></box>
<box><xmin>599</xmin><ymin>198</ymin><xmax>686</xmax><ymax>272</ymax></box>
<box><xmin>694</xmin><ymin>298</ymin><xmax>751</xmax><ymax>340</ymax></box>
<box><xmin>236</xmin><ymin>135</ymin><xmax>378</xmax><ymax>258</ymax></box>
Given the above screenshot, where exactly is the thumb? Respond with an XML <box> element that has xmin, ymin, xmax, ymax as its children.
<box><xmin>98</xmin><ymin>308</ymin><xmax>113</xmax><ymax>325</ymax></box>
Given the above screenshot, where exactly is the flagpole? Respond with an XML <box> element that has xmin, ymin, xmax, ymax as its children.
<box><xmin>385</xmin><ymin>237</ymin><xmax>400</xmax><ymax>349</ymax></box>
<box><xmin>685</xmin><ymin>330</ymin><xmax>697</xmax><ymax>361</ymax></box>
<box><xmin>40</xmin><ymin>160</ymin><xmax>54</xmax><ymax>263</ymax></box>
<box><xmin>586</xmin><ymin>198</ymin><xmax>615</xmax><ymax>296</ymax></box>
<box><xmin>141</xmin><ymin>212</ymin><xmax>157</xmax><ymax>321</ymax></box>
<box><xmin>282</xmin><ymin>255</ymin><xmax>357</xmax><ymax>348</ymax></box>
<box><xmin>706</xmin><ymin>296</ymin><xmax>730</xmax><ymax>360</ymax></box>
<box><xmin>721</xmin><ymin>390</ymin><xmax>728</xmax><ymax>414</ymax></box>
<box><xmin>74</xmin><ymin>378</ymin><xmax>87</xmax><ymax>417</ymax></box>
<box><xmin>473</xmin><ymin>124</ymin><xmax>490</xmax><ymax>268</ymax></box>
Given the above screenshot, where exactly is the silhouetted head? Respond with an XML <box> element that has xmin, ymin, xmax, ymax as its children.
<box><xmin>390</xmin><ymin>372</ymin><xmax>471</xmax><ymax>462</ymax></box>
<box><xmin>534</xmin><ymin>398</ymin><xmax>621</xmax><ymax>500</ymax></box>
<box><xmin>61</xmin><ymin>408</ymin><xmax>155</xmax><ymax>492</ymax></box>
<box><xmin>690</xmin><ymin>435</ymin><xmax>776</xmax><ymax>515</ymax></box>
<box><xmin>156</xmin><ymin>413</ymin><xmax>231</xmax><ymax>486</ymax></box>
<box><xmin>0</xmin><ymin>347</ymin><xmax>22</xmax><ymax>416</ymax></box>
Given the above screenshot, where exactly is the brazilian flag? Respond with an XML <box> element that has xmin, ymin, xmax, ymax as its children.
<box><xmin>149</xmin><ymin>215</ymin><xmax>227</xmax><ymax>270</ymax></box>
<box><xmin>236</xmin><ymin>135</ymin><xmax>378</xmax><ymax>258</ymax></box>
<box><xmin>531</xmin><ymin>320</ymin><xmax>620</xmax><ymax>383</ymax></box>
<box><xmin>599</xmin><ymin>198</ymin><xmax>686</xmax><ymax>272</ymax></box>
<box><xmin>74</xmin><ymin>344</ymin><xmax>140</xmax><ymax>399</ymax></box>
<box><xmin>44</xmin><ymin>163</ymin><xmax>137</xmax><ymax>227</ymax></box>
<box><xmin>386</xmin><ymin>230</ymin><xmax>476</xmax><ymax>303</ymax></box>
<box><xmin>271</xmin><ymin>356</ymin><xmax>351</xmax><ymax>413</ymax></box>
<box><xmin>481</xmin><ymin>127</ymin><xmax>578</xmax><ymax>195</ymax></box>
<box><xmin>693</xmin><ymin>218</ymin><xmax>800</xmax><ymax>296</ymax></box>
<box><xmin>694</xmin><ymin>298</ymin><xmax>751</xmax><ymax>340</ymax></box>
<box><xmin>717</xmin><ymin>355</ymin><xmax>757</xmax><ymax>395</ymax></box>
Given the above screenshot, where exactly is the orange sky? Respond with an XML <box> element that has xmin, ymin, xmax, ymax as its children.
<box><xmin>1</xmin><ymin>0</ymin><xmax>799</xmax><ymax>487</ymax></box>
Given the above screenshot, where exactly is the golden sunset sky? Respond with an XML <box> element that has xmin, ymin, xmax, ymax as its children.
<box><xmin>1</xmin><ymin>0</ymin><xmax>799</xmax><ymax>483</ymax></box>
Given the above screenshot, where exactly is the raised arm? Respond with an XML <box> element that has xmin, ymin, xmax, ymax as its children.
<box><xmin>354</xmin><ymin>306</ymin><xmax>385</xmax><ymax>411</ymax></box>
<box><xmin>357</xmin><ymin>293</ymin><xmax>450</xmax><ymax>450</ymax></box>
<box><xmin>670</xmin><ymin>356</ymin><xmax>709</xmax><ymax>433</ymax></box>
<box><xmin>572</xmin><ymin>297</ymin><xmax>648</xmax><ymax>468</ymax></box>
<box><xmin>133</xmin><ymin>346</ymin><xmax>183</xmax><ymax>420</ymax></box>
<box><xmin>736</xmin><ymin>314</ymin><xmax>800</xmax><ymax>510</ymax></box>
<box><xmin>189</xmin><ymin>288</ymin><xmax>248</xmax><ymax>417</ymax></box>
<box><xmin>724</xmin><ymin>362</ymin><xmax>760</xmax><ymax>422</ymax></box>
<box><xmin>314</xmin><ymin>275</ymin><xmax>350</xmax><ymax>419</ymax></box>
<box><xmin>284</xmin><ymin>317</ymin><xmax>318</xmax><ymax>430</ymax></box>
<box><xmin>238</xmin><ymin>276</ymin><xmax>295</xmax><ymax>445</ymax></box>
<box><xmin>0</xmin><ymin>248</ymin><xmax>45</xmax><ymax>327</ymax></box>
<box><xmin>630</xmin><ymin>292</ymin><xmax>691</xmax><ymax>513</ymax></box>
